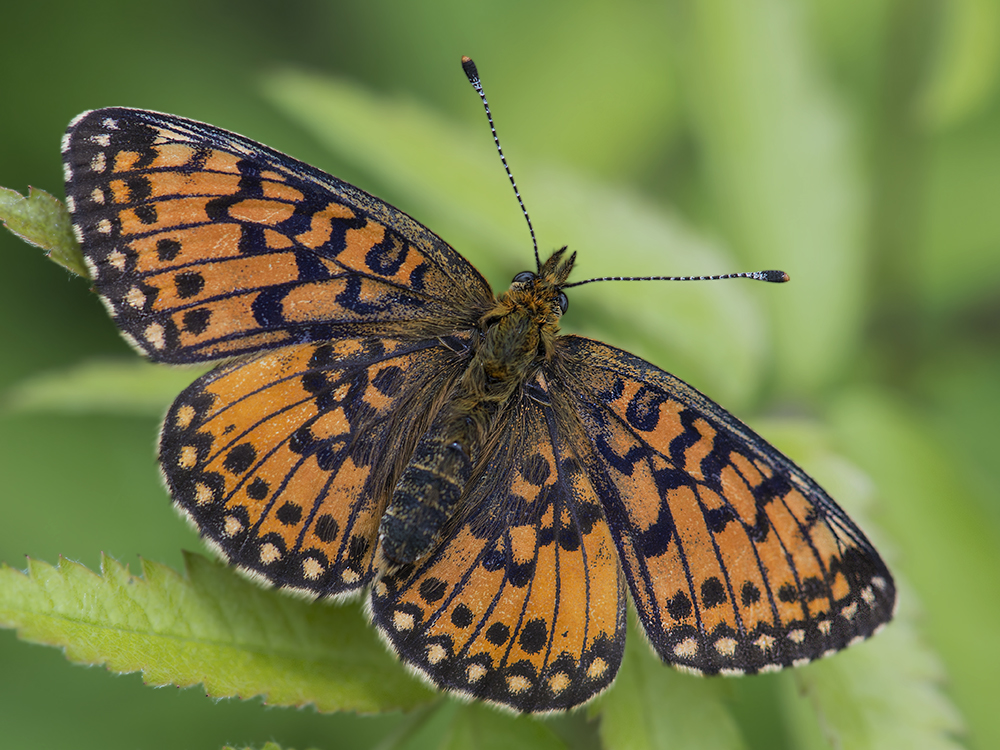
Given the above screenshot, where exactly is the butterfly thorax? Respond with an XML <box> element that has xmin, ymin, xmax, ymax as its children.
<box><xmin>378</xmin><ymin>249</ymin><xmax>576</xmax><ymax>564</ymax></box>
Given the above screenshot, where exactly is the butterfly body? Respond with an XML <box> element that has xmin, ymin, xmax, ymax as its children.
<box><xmin>382</xmin><ymin>248</ymin><xmax>575</xmax><ymax>564</ymax></box>
<box><xmin>62</xmin><ymin>104</ymin><xmax>895</xmax><ymax>714</ymax></box>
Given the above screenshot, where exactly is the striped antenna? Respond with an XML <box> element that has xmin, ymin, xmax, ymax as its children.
<box><xmin>461</xmin><ymin>57</ymin><xmax>789</xmax><ymax>288</ymax></box>
<box><xmin>563</xmin><ymin>270</ymin><xmax>790</xmax><ymax>289</ymax></box>
<box><xmin>462</xmin><ymin>56</ymin><xmax>540</xmax><ymax>271</ymax></box>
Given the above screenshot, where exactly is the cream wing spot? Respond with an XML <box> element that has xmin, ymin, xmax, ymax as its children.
<box><xmin>754</xmin><ymin>634</ymin><xmax>775</xmax><ymax>652</ymax></box>
<box><xmin>587</xmin><ymin>657</ymin><xmax>609</xmax><ymax>679</ymax></box>
<box><xmin>302</xmin><ymin>558</ymin><xmax>325</xmax><ymax>580</ymax></box>
<box><xmin>97</xmin><ymin>218</ymin><xmax>113</xmax><ymax>234</ymax></box>
<box><xmin>90</xmin><ymin>152</ymin><xmax>106</xmax><ymax>173</ymax></box>
<box><xmin>144</xmin><ymin>322</ymin><xmax>166</xmax><ymax>350</ymax></box>
<box><xmin>787</xmin><ymin>629</ymin><xmax>806</xmax><ymax>644</ymax></box>
<box><xmin>178</xmin><ymin>445</ymin><xmax>198</xmax><ymax>468</ymax></box>
<box><xmin>426</xmin><ymin>644</ymin><xmax>447</xmax><ymax>665</ymax></box>
<box><xmin>714</xmin><ymin>637</ymin><xmax>738</xmax><ymax>656</ymax></box>
<box><xmin>548</xmin><ymin>672</ymin><xmax>571</xmax><ymax>694</ymax></box>
<box><xmin>175</xmin><ymin>404</ymin><xmax>197</xmax><ymax>429</ymax></box>
<box><xmin>107</xmin><ymin>249</ymin><xmax>127</xmax><ymax>270</ymax></box>
<box><xmin>259</xmin><ymin>542</ymin><xmax>281</xmax><ymax>564</ymax></box>
<box><xmin>194</xmin><ymin>482</ymin><xmax>214</xmax><ymax>506</ymax></box>
<box><xmin>673</xmin><ymin>638</ymin><xmax>699</xmax><ymax>658</ymax></box>
<box><xmin>393</xmin><ymin>610</ymin><xmax>415</xmax><ymax>631</ymax></box>
<box><xmin>125</xmin><ymin>286</ymin><xmax>146</xmax><ymax>309</ymax></box>
<box><xmin>223</xmin><ymin>515</ymin><xmax>243</xmax><ymax>537</ymax></box>
<box><xmin>841</xmin><ymin>601</ymin><xmax>858</xmax><ymax>621</ymax></box>
<box><xmin>342</xmin><ymin>569</ymin><xmax>361</xmax><ymax>584</ymax></box>
<box><xmin>507</xmin><ymin>675</ymin><xmax>531</xmax><ymax>694</ymax></box>
<box><xmin>466</xmin><ymin>664</ymin><xmax>487</xmax><ymax>683</ymax></box>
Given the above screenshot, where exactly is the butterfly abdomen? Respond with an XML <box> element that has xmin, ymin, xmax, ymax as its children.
<box><xmin>380</xmin><ymin>425</ymin><xmax>474</xmax><ymax>564</ymax></box>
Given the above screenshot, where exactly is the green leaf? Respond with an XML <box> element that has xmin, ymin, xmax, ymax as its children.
<box><xmin>831</xmin><ymin>388</ymin><xmax>997</xmax><ymax>749</ymax></box>
<box><xmin>0</xmin><ymin>553</ymin><xmax>434</xmax><ymax>713</ymax></box>
<box><xmin>597</xmin><ymin>620</ymin><xmax>746</xmax><ymax>750</ymax></box>
<box><xmin>0</xmin><ymin>185</ymin><xmax>87</xmax><ymax>278</ymax></box>
<box><xmin>782</xmin><ymin>600</ymin><xmax>963</xmax><ymax>750</ymax></box>
<box><xmin>439</xmin><ymin>703</ymin><xmax>566</xmax><ymax>750</ymax></box>
<box><xmin>260</xmin><ymin>69</ymin><xmax>775</xmax><ymax>409</ymax></box>
<box><xmin>4</xmin><ymin>358</ymin><xmax>207</xmax><ymax>415</ymax></box>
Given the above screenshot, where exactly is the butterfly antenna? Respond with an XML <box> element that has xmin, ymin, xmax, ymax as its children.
<box><xmin>462</xmin><ymin>56</ymin><xmax>540</xmax><ymax>272</ymax></box>
<box><xmin>563</xmin><ymin>269</ymin><xmax>790</xmax><ymax>289</ymax></box>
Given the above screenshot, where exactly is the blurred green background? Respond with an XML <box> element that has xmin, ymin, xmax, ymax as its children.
<box><xmin>2</xmin><ymin>1</ymin><xmax>998</xmax><ymax>749</ymax></box>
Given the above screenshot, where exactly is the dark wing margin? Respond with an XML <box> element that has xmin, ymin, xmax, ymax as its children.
<box><xmin>160</xmin><ymin>333</ymin><xmax>471</xmax><ymax>599</ymax></box>
<box><xmin>555</xmin><ymin>336</ymin><xmax>895</xmax><ymax>676</ymax></box>
<box><xmin>62</xmin><ymin>108</ymin><xmax>494</xmax><ymax>363</ymax></box>
<box><xmin>369</xmin><ymin>384</ymin><xmax>626</xmax><ymax>713</ymax></box>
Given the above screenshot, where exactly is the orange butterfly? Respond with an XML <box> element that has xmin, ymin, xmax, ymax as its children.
<box><xmin>61</xmin><ymin>59</ymin><xmax>894</xmax><ymax>713</ymax></box>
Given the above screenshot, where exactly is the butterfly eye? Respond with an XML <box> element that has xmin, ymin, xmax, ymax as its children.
<box><xmin>512</xmin><ymin>271</ymin><xmax>536</xmax><ymax>284</ymax></box>
<box><xmin>557</xmin><ymin>291</ymin><xmax>569</xmax><ymax>314</ymax></box>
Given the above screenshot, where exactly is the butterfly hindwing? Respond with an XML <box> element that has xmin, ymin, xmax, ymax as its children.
<box><xmin>556</xmin><ymin>337</ymin><xmax>895</xmax><ymax>675</ymax></box>
<box><xmin>160</xmin><ymin>333</ymin><xmax>473</xmax><ymax>597</ymax></box>
<box><xmin>370</xmin><ymin>384</ymin><xmax>627</xmax><ymax>712</ymax></box>
<box><xmin>62</xmin><ymin>108</ymin><xmax>493</xmax><ymax>364</ymax></box>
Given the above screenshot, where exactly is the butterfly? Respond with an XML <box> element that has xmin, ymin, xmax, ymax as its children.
<box><xmin>61</xmin><ymin>61</ymin><xmax>894</xmax><ymax>714</ymax></box>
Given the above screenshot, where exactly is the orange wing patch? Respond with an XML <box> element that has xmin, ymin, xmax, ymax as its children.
<box><xmin>370</xmin><ymin>392</ymin><xmax>626</xmax><ymax>712</ymax></box>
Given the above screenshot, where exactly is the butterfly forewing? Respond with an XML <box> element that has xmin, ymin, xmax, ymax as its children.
<box><xmin>556</xmin><ymin>337</ymin><xmax>895</xmax><ymax>675</ymax></box>
<box><xmin>160</xmin><ymin>334</ymin><xmax>472</xmax><ymax>597</ymax></box>
<box><xmin>370</xmin><ymin>388</ymin><xmax>627</xmax><ymax>712</ymax></box>
<box><xmin>62</xmin><ymin>108</ymin><xmax>493</xmax><ymax>364</ymax></box>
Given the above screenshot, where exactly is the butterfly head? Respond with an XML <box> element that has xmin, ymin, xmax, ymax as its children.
<box><xmin>476</xmin><ymin>248</ymin><xmax>575</xmax><ymax>365</ymax></box>
<box><xmin>504</xmin><ymin>246</ymin><xmax>575</xmax><ymax>318</ymax></box>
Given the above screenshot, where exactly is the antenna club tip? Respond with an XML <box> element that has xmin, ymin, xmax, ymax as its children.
<box><xmin>461</xmin><ymin>56</ymin><xmax>479</xmax><ymax>82</ymax></box>
<box><xmin>762</xmin><ymin>270</ymin><xmax>790</xmax><ymax>283</ymax></box>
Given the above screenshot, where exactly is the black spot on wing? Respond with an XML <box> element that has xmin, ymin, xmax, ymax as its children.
<box><xmin>156</xmin><ymin>238</ymin><xmax>181</xmax><ymax>261</ymax></box>
<box><xmin>223</xmin><ymin>443</ymin><xmax>256</xmax><ymax>474</ymax></box>
<box><xmin>313</xmin><ymin>514</ymin><xmax>339</xmax><ymax>543</ymax></box>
